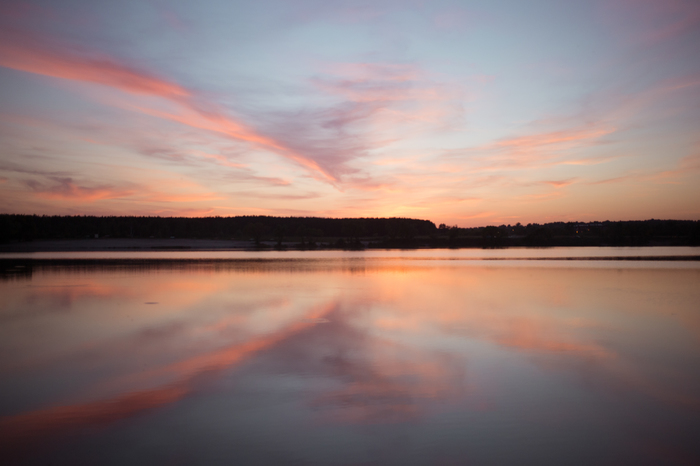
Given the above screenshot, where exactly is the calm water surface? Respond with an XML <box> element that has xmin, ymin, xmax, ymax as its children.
<box><xmin>3</xmin><ymin>245</ymin><xmax>699</xmax><ymax>260</ymax></box>
<box><xmin>1</xmin><ymin>249</ymin><xmax>699</xmax><ymax>465</ymax></box>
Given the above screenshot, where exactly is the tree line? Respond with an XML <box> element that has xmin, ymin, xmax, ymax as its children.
<box><xmin>1</xmin><ymin>215</ymin><xmax>698</xmax><ymax>247</ymax></box>
<box><xmin>439</xmin><ymin>220</ymin><xmax>700</xmax><ymax>247</ymax></box>
<box><xmin>0</xmin><ymin>214</ymin><xmax>435</xmax><ymax>245</ymax></box>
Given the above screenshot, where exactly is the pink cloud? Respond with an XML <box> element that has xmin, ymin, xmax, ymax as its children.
<box><xmin>219</xmin><ymin>62</ymin><xmax>458</xmax><ymax>186</ymax></box>
<box><xmin>562</xmin><ymin>155</ymin><xmax>622</xmax><ymax>166</ymax></box>
<box><xmin>194</xmin><ymin>151</ymin><xmax>247</xmax><ymax>169</ymax></box>
<box><xmin>663</xmin><ymin>72</ymin><xmax>700</xmax><ymax>92</ymax></box>
<box><xmin>492</xmin><ymin>126</ymin><xmax>616</xmax><ymax>154</ymax></box>
<box><xmin>141</xmin><ymin>192</ymin><xmax>223</xmax><ymax>203</ymax></box>
<box><xmin>22</xmin><ymin>174</ymin><xmax>227</xmax><ymax>208</ymax></box>
<box><xmin>584</xmin><ymin>146</ymin><xmax>700</xmax><ymax>187</ymax></box>
<box><xmin>25</xmin><ymin>177</ymin><xmax>134</xmax><ymax>202</ymax></box>
<box><xmin>0</xmin><ymin>28</ymin><xmax>340</xmax><ymax>184</ymax></box>
<box><xmin>247</xmin><ymin>61</ymin><xmax>463</xmax><ymax>183</ymax></box>
<box><xmin>314</xmin><ymin>63</ymin><xmax>457</xmax><ymax>109</ymax></box>
<box><xmin>440</xmin><ymin>124</ymin><xmax>617</xmax><ymax>173</ymax></box>
<box><xmin>150</xmin><ymin>208</ymin><xmax>217</xmax><ymax>217</ymax></box>
<box><xmin>0</xmin><ymin>29</ymin><xmax>190</xmax><ymax>99</ymax></box>
<box><xmin>640</xmin><ymin>150</ymin><xmax>700</xmax><ymax>181</ymax></box>
<box><xmin>542</xmin><ymin>178</ymin><xmax>577</xmax><ymax>188</ymax></box>
<box><xmin>130</xmin><ymin>104</ymin><xmax>337</xmax><ymax>183</ymax></box>
<box><xmin>515</xmin><ymin>190</ymin><xmax>566</xmax><ymax>202</ymax></box>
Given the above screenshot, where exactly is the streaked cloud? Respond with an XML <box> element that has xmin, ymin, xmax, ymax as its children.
<box><xmin>24</xmin><ymin>177</ymin><xmax>134</xmax><ymax>202</ymax></box>
<box><xmin>0</xmin><ymin>28</ymin><xmax>190</xmax><ymax>99</ymax></box>
<box><xmin>0</xmin><ymin>28</ymin><xmax>339</xmax><ymax>183</ymax></box>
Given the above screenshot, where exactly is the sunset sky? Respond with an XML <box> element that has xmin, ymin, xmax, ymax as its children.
<box><xmin>1</xmin><ymin>0</ymin><xmax>699</xmax><ymax>226</ymax></box>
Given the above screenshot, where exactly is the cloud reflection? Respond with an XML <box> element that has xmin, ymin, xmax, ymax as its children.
<box><xmin>1</xmin><ymin>261</ymin><xmax>699</xmax><ymax>462</ymax></box>
<box><xmin>0</xmin><ymin>299</ymin><xmax>337</xmax><ymax>456</ymax></box>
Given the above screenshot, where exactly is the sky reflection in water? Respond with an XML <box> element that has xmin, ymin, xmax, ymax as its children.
<box><xmin>1</xmin><ymin>257</ymin><xmax>700</xmax><ymax>465</ymax></box>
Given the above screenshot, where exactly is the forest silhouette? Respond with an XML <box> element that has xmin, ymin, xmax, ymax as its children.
<box><xmin>1</xmin><ymin>215</ymin><xmax>699</xmax><ymax>249</ymax></box>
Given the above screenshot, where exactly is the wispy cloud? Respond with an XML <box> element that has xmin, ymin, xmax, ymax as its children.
<box><xmin>602</xmin><ymin>0</ymin><xmax>700</xmax><ymax>45</ymax></box>
<box><xmin>440</xmin><ymin>123</ymin><xmax>616</xmax><ymax>172</ymax></box>
<box><xmin>21</xmin><ymin>173</ymin><xmax>225</xmax><ymax>208</ymax></box>
<box><xmin>492</xmin><ymin>126</ymin><xmax>615</xmax><ymax>154</ymax></box>
<box><xmin>588</xmin><ymin>149</ymin><xmax>700</xmax><ymax>186</ymax></box>
<box><xmin>0</xmin><ymin>29</ymin><xmax>189</xmax><ymax>99</ymax></box>
<box><xmin>154</xmin><ymin>0</ymin><xmax>191</xmax><ymax>32</ymax></box>
<box><xmin>541</xmin><ymin>178</ymin><xmax>577</xmax><ymax>188</ymax></box>
<box><xmin>313</xmin><ymin>62</ymin><xmax>462</xmax><ymax>130</ymax></box>
<box><xmin>24</xmin><ymin>177</ymin><xmax>134</xmax><ymax>202</ymax></box>
<box><xmin>478</xmin><ymin>126</ymin><xmax>617</xmax><ymax>171</ymax></box>
<box><xmin>250</xmin><ymin>62</ymin><xmax>462</xmax><ymax>182</ymax></box>
<box><xmin>0</xmin><ymin>28</ymin><xmax>340</xmax><ymax>183</ymax></box>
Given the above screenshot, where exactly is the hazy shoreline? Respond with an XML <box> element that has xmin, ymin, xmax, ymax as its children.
<box><xmin>2</xmin><ymin>238</ymin><xmax>700</xmax><ymax>254</ymax></box>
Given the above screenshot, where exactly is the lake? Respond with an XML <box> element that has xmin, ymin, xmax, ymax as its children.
<box><xmin>1</xmin><ymin>248</ymin><xmax>699</xmax><ymax>465</ymax></box>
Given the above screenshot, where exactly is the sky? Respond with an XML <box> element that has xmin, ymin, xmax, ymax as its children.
<box><xmin>0</xmin><ymin>0</ymin><xmax>699</xmax><ymax>226</ymax></box>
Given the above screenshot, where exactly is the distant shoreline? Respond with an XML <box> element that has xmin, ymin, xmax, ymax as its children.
<box><xmin>2</xmin><ymin>256</ymin><xmax>700</xmax><ymax>262</ymax></box>
<box><xmin>0</xmin><ymin>238</ymin><xmax>253</xmax><ymax>253</ymax></box>
<box><xmin>3</xmin><ymin>215</ymin><xmax>699</xmax><ymax>250</ymax></box>
<box><xmin>2</xmin><ymin>238</ymin><xmax>700</xmax><ymax>254</ymax></box>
